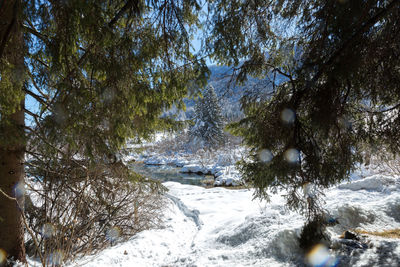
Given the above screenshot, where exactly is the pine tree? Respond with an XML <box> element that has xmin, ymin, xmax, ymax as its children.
<box><xmin>206</xmin><ymin>0</ymin><xmax>400</xmax><ymax>224</ymax></box>
<box><xmin>0</xmin><ymin>0</ymin><xmax>207</xmax><ymax>263</ymax></box>
<box><xmin>190</xmin><ymin>85</ymin><xmax>225</xmax><ymax>148</ymax></box>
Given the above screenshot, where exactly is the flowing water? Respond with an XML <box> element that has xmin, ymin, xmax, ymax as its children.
<box><xmin>130</xmin><ymin>163</ymin><xmax>210</xmax><ymax>186</ymax></box>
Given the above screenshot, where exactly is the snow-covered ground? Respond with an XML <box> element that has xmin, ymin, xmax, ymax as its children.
<box><xmin>25</xmin><ymin>133</ymin><xmax>400</xmax><ymax>266</ymax></box>
<box><xmin>42</xmin><ymin>167</ymin><xmax>399</xmax><ymax>267</ymax></box>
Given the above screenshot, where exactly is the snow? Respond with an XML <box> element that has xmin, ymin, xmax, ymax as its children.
<box><xmin>338</xmin><ymin>174</ymin><xmax>399</xmax><ymax>192</ymax></box>
<box><xmin>180</xmin><ymin>164</ymin><xmax>207</xmax><ymax>174</ymax></box>
<box><xmin>213</xmin><ymin>167</ymin><xmax>241</xmax><ymax>186</ymax></box>
<box><xmin>26</xmin><ymin>134</ymin><xmax>400</xmax><ymax>267</ymax></box>
<box><xmin>59</xmin><ymin>182</ymin><xmax>293</xmax><ymax>267</ymax></box>
<box><xmin>24</xmin><ymin>166</ymin><xmax>399</xmax><ymax>267</ymax></box>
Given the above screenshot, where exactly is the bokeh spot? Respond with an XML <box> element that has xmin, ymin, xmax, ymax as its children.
<box><xmin>41</xmin><ymin>223</ymin><xmax>55</xmax><ymax>239</ymax></box>
<box><xmin>281</xmin><ymin>108</ymin><xmax>295</xmax><ymax>124</ymax></box>
<box><xmin>0</xmin><ymin>248</ymin><xmax>6</xmax><ymax>265</ymax></box>
<box><xmin>306</xmin><ymin>244</ymin><xmax>338</xmax><ymax>267</ymax></box>
<box><xmin>13</xmin><ymin>182</ymin><xmax>25</xmax><ymax>199</ymax></box>
<box><xmin>284</xmin><ymin>148</ymin><xmax>300</xmax><ymax>163</ymax></box>
<box><xmin>48</xmin><ymin>250</ymin><xmax>64</xmax><ymax>266</ymax></box>
<box><xmin>258</xmin><ymin>149</ymin><xmax>273</xmax><ymax>163</ymax></box>
<box><xmin>106</xmin><ymin>226</ymin><xmax>121</xmax><ymax>242</ymax></box>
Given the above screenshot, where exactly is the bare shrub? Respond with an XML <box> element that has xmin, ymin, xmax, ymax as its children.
<box><xmin>375</xmin><ymin>153</ymin><xmax>400</xmax><ymax>176</ymax></box>
<box><xmin>141</xmin><ymin>129</ymin><xmax>245</xmax><ymax>165</ymax></box>
<box><xmin>362</xmin><ymin>144</ymin><xmax>400</xmax><ymax>177</ymax></box>
<box><xmin>25</xmin><ymin>155</ymin><xmax>166</xmax><ymax>265</ymax></box>
<box><xmin>155</xmin><ymin>130</ymin><xmax>190</xmax><ymax>153</ymax></box>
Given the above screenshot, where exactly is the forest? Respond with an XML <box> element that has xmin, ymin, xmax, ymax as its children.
<box><xmin>1</xmin><ymin>0</ymin><xmax>399</xmax><ymax>266</ymax></box>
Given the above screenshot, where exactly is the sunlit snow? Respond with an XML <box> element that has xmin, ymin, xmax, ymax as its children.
<box><xmin>25</xmin><ymin>134</ymin><xmax>400</xmax><ymax>267</ymax></box>
<box><xmin>26</xmin><ymin>167</ymin><xmax>400</xmax><ymax>266</ymax></box>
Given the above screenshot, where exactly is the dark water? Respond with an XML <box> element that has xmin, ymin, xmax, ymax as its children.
<box><xmin>130</xmin><ymin>163</ymin><xmax>208</xmax><ymax>186</ymax></box>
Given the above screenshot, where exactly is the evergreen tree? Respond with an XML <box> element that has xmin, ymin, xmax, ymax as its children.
<box><xmin>190</xmin><ymin>85</ymin><xmax>225</xmax><ymax>148</ymax></box>
<box><xmin>0</xmin><ymin>0</ymin><xmax>207</xmax><ymax>263</ymax></box>
<box><xmin>206</xmin><ymin>0</ymin><xmax>400</xmax><ymax>224</ymax></box>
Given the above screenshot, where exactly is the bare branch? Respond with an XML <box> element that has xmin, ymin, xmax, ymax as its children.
<box><xmin>23</xmin><ymin>87</ymin><xmax>50</xmax><ymax>108</ymax></box>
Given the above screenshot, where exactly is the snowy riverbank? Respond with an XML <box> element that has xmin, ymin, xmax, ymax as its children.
<box><xmin>37</xmin><ymin>167</ymin><xmax>400</xmax><ymax>267</ymax></box>
<box><xmin>124</xmin><ymin>134</ymin><xmax>246</xmax><ymax>186</ymax></box>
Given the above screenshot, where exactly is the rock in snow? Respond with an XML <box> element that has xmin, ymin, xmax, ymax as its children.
<box><xmin>180</xmin><ymin>164</ymin><xmax>207</xmax><ymax>174</ymax></box>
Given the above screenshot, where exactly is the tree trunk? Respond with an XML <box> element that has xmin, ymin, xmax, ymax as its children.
<box><xmin>0</xmin><ymin>109</ymin><xmax>26</xmax><ymax>266</ymax></box>
<box><xmin>0</xmin><ymin>0</ymin><xmax>26</xmax><ymax>265</ymax></box>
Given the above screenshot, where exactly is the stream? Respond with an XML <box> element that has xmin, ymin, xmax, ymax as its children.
<box><xmin>130</xmin><ymin>162</ymin><xmax>211</xmax><ymax>186</ymax></box>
